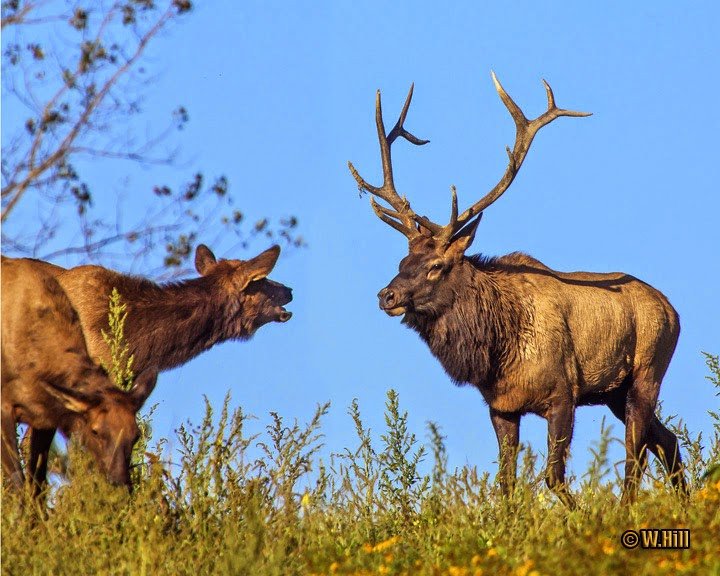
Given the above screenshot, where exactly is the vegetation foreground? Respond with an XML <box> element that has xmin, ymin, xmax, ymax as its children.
<box><xmin>3</xmin><ymin>357</ymin><xmax>719</xmax><ymax>576</ymax></box>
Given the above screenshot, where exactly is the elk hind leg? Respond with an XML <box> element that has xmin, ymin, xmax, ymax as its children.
<box><xmin>620</xmin><ymin>367</ymin><xmax>664</xmax><ymax>504</ymax></box>
<box><xmin>608</xmin><ymin>395</ymin><xmax>687</xmax><ymax>498</ymax></box>
<box><xmin>646</xmin><ymin>416</ymin><xmax>687</xmax><ymax>496</ymax></box>
<box><xmin>607</xmin><ymin>374</ymin><xmax>686</xmax><ymax>501</ymax></box>
<box><xmin>545</xmin><ymin>399</ymin><xmax>576</xmax><ymax>509</ymax></box>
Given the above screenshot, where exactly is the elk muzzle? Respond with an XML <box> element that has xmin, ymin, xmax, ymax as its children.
<box><xmin>378</xmin><ymin>287</ymin><xmax>407</xmax><ymax>317</ymax></box>
<box><xmin>260</xmin><ymin>280</ymin><xmax>293</xmax><ymax>323</ymax></box>
<box><xmin>273</xmin><ymin>284</ymin><xmax>293</xmax><ymax>322</ymax></box>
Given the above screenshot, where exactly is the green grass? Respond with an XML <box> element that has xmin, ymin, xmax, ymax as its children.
<box><xmin>3</xmin><ymin>355</ymin><xmax>719</xmax><ymax>576</ymax></box>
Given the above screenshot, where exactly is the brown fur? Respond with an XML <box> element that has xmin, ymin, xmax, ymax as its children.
<box><xmin>25</xmin><ymin>244</ymin><xmax>293</xmax><ymax>373</ymax></box>
<box><xmin>1</xmin><ymin>257</ymin><xmax>157</xmax><ymax>495</ymax></box>
<box><xmin>378</xmin><ymin>236</ymin><xmax>686</xmax><ymax>507</ymax></box>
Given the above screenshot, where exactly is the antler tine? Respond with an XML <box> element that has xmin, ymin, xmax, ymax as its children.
<box><xmin>387</xmin><ymin>84</ymin><xmax>431</xmax><ymax>147</ymax></box>
<box><xmin>432</xmin><ymin>186</ymin><xmax>459</xmax><ymax>244</ymax></box>
<box><xmin>450</xmin><ymin>72</ymin><xmax>591</xmax><ymax>237</ymax></box>
<box><xmin>349</xmin><ymin>85</ymin><xmax>431</xmax><ymax>240</ymax></box>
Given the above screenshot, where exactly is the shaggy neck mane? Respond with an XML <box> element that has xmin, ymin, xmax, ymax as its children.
<box><xmin>100</xmin><ymin>274</ymin><xmax>248</xmax><ymax>372</ymax></box>
<box><xmin>404</xmin><ymin>255</ymin><xmax>522</xmax><ymax>389</ymax></box>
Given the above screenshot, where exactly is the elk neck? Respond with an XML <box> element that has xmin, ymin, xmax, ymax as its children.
<box><xmin>96</xmin><ymin>273</ymin><xmax>250</xmax><ymax>372</ymax></box>
<box><xmin>404</xmin><ymin>255</ymin><xmax>523</xmax><ymax>390</ymax></box>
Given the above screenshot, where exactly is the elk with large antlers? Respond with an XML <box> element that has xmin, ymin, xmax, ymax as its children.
<box><xmin>349</xmin><ymin>73</ymin><xmax>686</xmax><ymax>507</ymax></box>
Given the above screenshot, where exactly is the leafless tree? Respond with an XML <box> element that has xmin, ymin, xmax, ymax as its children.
<box><xmin>1</xmin><ymin>1</ymin><xmax>302</xmax><ymax>276</ymax></box>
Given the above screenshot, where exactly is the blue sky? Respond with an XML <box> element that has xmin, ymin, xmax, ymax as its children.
<box><xmin>4</xmin><ymin>1</ymin><xmax>719</xmax><ymax>486</ymax></box>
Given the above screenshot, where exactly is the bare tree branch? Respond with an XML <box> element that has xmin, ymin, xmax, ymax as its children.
<box><xmin>1</xmin><ymin>1</ymin><xmax>303</xmax><ymax>273</ymax></box>
<box><xmin>2</xmin><ymin>4</ymin><xmax>175</xmax><ymax>221</ymax></box>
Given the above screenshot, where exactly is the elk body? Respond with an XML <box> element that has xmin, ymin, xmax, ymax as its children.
<box><xmin>349</xmin><ymin>73</ymin><xmax>686</xmax><ymax>506</ymax></box>
<box><xmin>1</xmin><ymin>257</ymin><xmax>157</xmax><ymax>493</ymax></box>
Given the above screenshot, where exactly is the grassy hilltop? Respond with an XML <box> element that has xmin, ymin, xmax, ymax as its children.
<box><xmin>3</xmin><ymin>357</ymin><xmax>719</xmax><ymax>576</ymax></box>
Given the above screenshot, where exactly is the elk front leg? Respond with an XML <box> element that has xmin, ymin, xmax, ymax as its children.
<box><xmin>546</xmin><ymin>400</ymin><xmax>576</xmax><ymax>509</ymax></box>
<box><xmin>1</xmin><ymin>406</ymin><xmax>24</xmax><ymax>491</ymax></box>
<box><xmin>490</xmin><ymin>408</ymin><xmax>520</xmax><ymax>498</ymax></box>
<box><xmin>26</xmin><ymin>427</ymin><xmax>55</xmax><ymax>499</ymax></box>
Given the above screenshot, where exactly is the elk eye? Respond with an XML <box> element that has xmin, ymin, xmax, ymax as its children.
<box><xmin>430</xmin><ymin>263</ymin><xmax>443</xmax><ymax>271</ymax></box>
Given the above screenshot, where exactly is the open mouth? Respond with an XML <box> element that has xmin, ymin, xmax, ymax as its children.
<box><xmin>384</xmin><ymin>306</ymin><xmax>407</xmax><ymax>317</ymax></box>
<box><xmin>275</xmin><ymin>306</ymin><xmax>292</xmax><ymax>322</ymax></box>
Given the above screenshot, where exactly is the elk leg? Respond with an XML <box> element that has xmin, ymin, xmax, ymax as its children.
<box><xmin>26</xmin><ymin>427</ymin><xmax>55</xmax><ymax>499</ymax></box>
<box><xmin>646</xmin><ymin>417</ymin><xmax>687</xmax><ymax>496</ymax></box>
<box><xmin>1</xmin><ymin>406</ymin><xmax>24</xmax><ymax>490</ymax></box>
<box><xmin>607</xmin><ymin>396</ymin><xmax>687</xmax><ymax>497</ymax></box>
<box><xmin>620</xmin><ymin>368</ymin><xmax>661</xmax><ymax>504</ymax></box>
<box><xmin>489</xmin><ymin>408</ymin><xmax>520</xmax><ymax>497</ymax></box>
<box><xmin>545</xmin><ymin>400</ymin><xmax>576</xmax><ymax>509</ymax></box>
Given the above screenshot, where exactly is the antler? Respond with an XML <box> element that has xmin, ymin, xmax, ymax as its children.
<box><xmin>350</xmin><ymin>73</ymin><xmax>591</xmax><ymax>245</ymax></box>
<box><xmin>348</xmin><ymin>85</ymin><xmax>439</xmax><ymax>240</ymax></box>
<box><xmin>440</xmin><ymin>72</ymin><xmax>592</xmax><ymax>243</ymax></box>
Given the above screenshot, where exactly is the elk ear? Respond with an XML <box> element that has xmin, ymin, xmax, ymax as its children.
<box><xmin>40</xmin><ymin>381</ymin><xmax>91</xmax><ymax>413</ymax></box>
<box><xmin>195</xmin><ymin>244</ymin><xmax>217</xmax><ymax>276</ymax></box>
<box><xmin>61</xmin><ymin>394</ymin><xmax>91</xmax><ymax>414</ymax></box>
<box><xmin>245</xmin><ymin>245</ymin><xmax>281</xmax><ymax>283</ymax></box>
<box><xmin>128</xmin><ymin>368</ymin><xmax>158</xmax><ymax>411</ymax></box>
<box><xmin>417</xmin><ymin>222</ymin><xmax>434</xmax><ymax>237</ymax></box>
<box><xmin>447</xmin><ymin>214</ymin><xmax>482</xmax><ymax>261</ymax></box>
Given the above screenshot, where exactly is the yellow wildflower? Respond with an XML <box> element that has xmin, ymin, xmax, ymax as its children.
<box><xmin>515</xmin><ymin>559</ymin><xmax>535</xmax><ymax>576</ymax></box>
<box><xmin>601</xmin><ymin>538</ymin><xmax>615</xmax><ymax>555</ymax></box>
<box><xmin>364</xmin><ymin>536</ymin><xmax>400</xmax><ymax>553</ymax></box>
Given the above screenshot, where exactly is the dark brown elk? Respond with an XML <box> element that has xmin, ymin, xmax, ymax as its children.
<box><xmin>349</xmin><ymin>73</ymin><xmax>686</xmax><ymax>507</ymax></box>
<box><xmin>20</xmin><ymin>244</ymin><xmax>292</xmax><ymax>489</ymax></box>
<box><xmin>29</xmin><ymin>243</ymin><xmax>293</xmax><ymax>374</ymax></box>
<box><xmin>1</xmin><ymin>257</ymin><xmax>157</xmax><ymax>494</ymax></box>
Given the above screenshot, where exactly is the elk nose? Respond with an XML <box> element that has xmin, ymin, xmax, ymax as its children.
<box><xmin>378</xmin><ymin>288</ymin><xmax>395</xmax><ymax>309</ymax></box>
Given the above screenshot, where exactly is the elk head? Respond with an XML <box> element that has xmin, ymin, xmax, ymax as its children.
<box><xmin>52</xmin><ymin>367</ymin><xmax>157</xmax><ymax>487</ymax></box>
<box><xmin>348</xmin><ymin>72</ymin><xmax>590</xmax><ymax>320</ymax></box>
<box><xmin>194</xmin><ymin>244</ymin><xmax>293</xmax><ymax>333</ymax></box>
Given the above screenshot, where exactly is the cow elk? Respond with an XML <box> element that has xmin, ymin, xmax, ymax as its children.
<box><xmin>28</xmin><ymin>243</ymin><xmax>293</xmax><ymax>374</ymax></box>
<box><xmin>1</xmin><ymin>257</ymin><xmax>157</xmax><ymax>495</ymax></box>
<box><xmin>349</xmin><ymin>73</ymin><xmax>686</xmax><ymax>507</ymax></box>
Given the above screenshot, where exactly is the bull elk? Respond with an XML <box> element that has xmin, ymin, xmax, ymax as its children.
<box><xmin>20</xmin><ymin>244</ymin><xmax>292</xmax><ymax>489</ymax></box>
<box><xmin>349</xmin><ymin>73</ymin><xmax>686</xmax><ymax>507</ymax></box>
<box><xmin>1</xmin><ymin>257</ymin><xmax>157</xmax><ymax>494</ymax></box>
